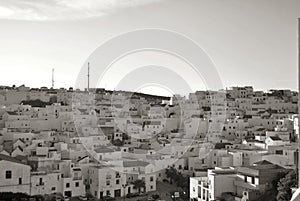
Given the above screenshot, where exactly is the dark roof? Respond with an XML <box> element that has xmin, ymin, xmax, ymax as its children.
<box><xmin>6</xmin><ymin>111</ymin><xmax>18</xmax><ymax>115</ymax></box>
<box><xmin>253</xmin><ymin>160</ymin><xmax>274</xmax><ymax>166</ymax></box>
<box><xmin>215</xmin><ymin>143</ymin><xmax>233</xmax><ymax>149</ymax></box>
<box><xmin>269</xmin><ymin>136</ymin><xmax>282</xmax><ymax>141</ymax></box>
<box><xmin>123</xmin><ymin>160</ymin><xmax>149</xmax><ymax>167</ymax></box>
<box><xmin>257</xmin><ymin>111</ymin><xmax>267</xmax><ymax>114</ymax></box>
<box><xmin>94</xmin><ymin>147</ymin><xmax>114</xmax><ymax>153</ymax></box>
<box><xmin>237</xmin><ymin>160</ymin><xmax>286</xmax><ymax>176</ymax></box>
<box><xmin>77</xmin><ymin>108</ymin><xmax>88</xmax><ymax>113</ymax></box>
<box><xmin>16</xmin><ymin>138</ymin><xmax>25</xmax><ymax>144</ymax></box>
<box><xmin>0</xmin><ymin>154</ymin><xmax>27</xmax><ymax>165</ymax></box>
<box><xmin>15</xmin><ymin>155</ymin><xmax>28</xmax><ymax>163</ymax></box>
<box><xmin>255</xmin><ymin>128</ymin><xmax>266</xmax><ymax>131</ymax></box>
<box><xmin>15</xmin><ymin>146</ymin><xmax>24</xmax><ymax>152</ymax></box>
<box><xmin>144</xmin><ymin>121</ymin><xmax>161</xmax><ymax>126</ymax></box>
<box><xmin>77</xmin><ymin>155</ymin><xmax>89</xmax><ymax>162</ymax></box>
<box><xmin>244</xmin><ymin>139</ymin><xmax>263</xmax><ymax>143</ymax></box>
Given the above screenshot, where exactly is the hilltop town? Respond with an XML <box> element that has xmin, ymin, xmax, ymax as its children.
<box><xmin>0</xmin><ymin>85</ymin><xmax>298</xmax><ymax>201</ymax></box>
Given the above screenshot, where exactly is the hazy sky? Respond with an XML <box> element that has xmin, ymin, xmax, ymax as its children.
<box><xmin>0</xmin><ymin>0</ymin><xmax>299</xmax><ymax>96</ymax></box>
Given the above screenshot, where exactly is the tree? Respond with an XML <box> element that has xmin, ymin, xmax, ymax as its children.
<box><xmin>176</xmin><ymin>174</ymin><xmax>189</xmax><ymax>192</ymax></box>
<box><xmin>165</xmin><ymin>167</ymin><xmax>178</xmax><ymax>184</ymax></box>
<box><xmin>277</xmin><ymin>169</ymin><xmax>298</xmax><ymax>201</ymax></box>
<box><xmin>112</xmin><ymin>139</ymin><xmax>124</xmax><ymax>146</ymax></box>
<box><xmin>49</xmin><ymin>96</ymin><xmax>57</xmax><ymax>104</ymax></box>
<box><xmin>122</xmin><ymin>133</ymin><xmax>129</xmax><ymax>140</ymax></box>
<box><xmin>0</xmin><ymin>192</ymin><xmax>31</xmax><ymax>201</ymax></box>
<box><xmin>21</xmin><ymin>99</ymin><xmax>51</xmax><ymax>107</ymax></box>
<box><xmin>133</xmin><ymin>179</ymin><xmax>145</xmax><ymax>193</ymax></box>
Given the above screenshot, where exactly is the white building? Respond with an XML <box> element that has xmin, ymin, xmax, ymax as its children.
<box><xmin>0</xmin><ymin>154</ymin><xmax>31</xmax><ymax>194</ymax></box>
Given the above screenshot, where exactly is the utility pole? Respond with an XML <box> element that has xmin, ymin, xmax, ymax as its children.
<box><xmin>87</xmin><ymin>62</ymin><xmax>90</xmax><ymax>92</ymax></box>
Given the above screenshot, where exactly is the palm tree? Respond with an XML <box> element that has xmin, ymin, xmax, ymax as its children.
<box><xmin>133</xmin><ymin>179</ymin><xmax>145</xmax><ymax>193</ymax></box>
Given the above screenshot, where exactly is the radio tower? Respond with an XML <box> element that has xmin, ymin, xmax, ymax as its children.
<box><xmin>52</xmin><ymin>68</ymin><xmax>54</xmax><ymax>89</ymax></box>
<box><xmin>87</xmin><ymin>62</ymin><xmax>90</xmax><ymax>92</ymax></box>
<box><xmin>298</xmin><ymin>18</ymin><xmax>300</xmax><ymax>187</ymax></box>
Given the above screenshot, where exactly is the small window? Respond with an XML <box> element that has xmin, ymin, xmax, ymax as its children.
<box><xmin>5</xmin><ymin>170</ymin><xmax>12</xmax><ymax>179</ymax></box>
<box><xmin>106</xmin><ymin>181</ymin><xmax>110</xmax><ymax>186</ymax></box>
<box><xmin>52</xmin><ymin>187</ymin><xmax>56</xmax><ymax>191</ymax></box>
<box><xmin>19</xmin><ymin>178</ymin><xmax>22</xmax><ymax>184</ymax></box>
<box><xmin>75</xmin><ymin>182</ymin><xmax>79</xmax><ymax>187</ymax></box>
<box><xmin>150</xmin><ymin>176</ymin><xmax>154</xmax><ymax>182</ymax></box>
<box><xmin>66</xmin><ymin>183</ymin><xmax>70</xmax><ymax>188</ymax></box>
<box><xmin>116</xmin><ymin>179</ymin><xmax>120</xmax><ymax>185</ymax></box>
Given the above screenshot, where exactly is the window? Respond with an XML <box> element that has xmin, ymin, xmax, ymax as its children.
<box><xmin>66</xmin><ymin>183</ymin><xmax>70</xmax><ymax>188</ymax></box>
<box><xmin>19</xmin><ymin>178</ymin><xmax>22</xmax><ymax>184</ymax></box>
<box><xmin>106</xmin><ymin>181</ymin><xmax>110</xmax><ymax>186</ymax></box>
<box><xmin>150</xmin><ymin>185</ymin><xmax>153</xmax><ymax>189</ymax></box>
<box><xmin>52</xmin><ymin>187</ymin><xmax>56</xmax><ymax>191</ymax></box>
<box><xmin>116</xmin><ymin>179</ymin><xmax>120</xmax><ymax>185</ymax></box>
<box><xmin>75</xmin><ymin>182</ymin><xmax>79</xmax><ymax>187</ymax></box>
<box><xmin>150</xmin><ymin>176</ymin><xmax>154</xmax><ymax>182</ymax></box>
<box><xmin>5</xmin><ymin>170</ymin><xmax>12</xmax><ymax>179</ymax></box>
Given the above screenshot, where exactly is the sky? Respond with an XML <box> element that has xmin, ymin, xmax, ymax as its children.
<box><xmin>0</xmin><ymin>0</ymin><xmax>299</xmax><ymax>96</ymax></box>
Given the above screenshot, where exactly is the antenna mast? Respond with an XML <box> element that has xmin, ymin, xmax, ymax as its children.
<box><xmin>52</xmin><ymin>68</ymin><xmax>54</xmax><ymax>89</ymax></box>
<box><xmin>298</xmin><ymin>18</ymin><xmax>300</xmax><ymax>187</ymax></box>
<box><xmin>87</xmin><ymin>62</ymin><xmax>90</xmax><ymax>92</ymax></box>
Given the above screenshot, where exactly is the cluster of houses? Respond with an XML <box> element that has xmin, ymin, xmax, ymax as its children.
<box><xmin>0</xmin><ymin>85</ymin><xmax>298</xmax><ymax>200</ymax></box>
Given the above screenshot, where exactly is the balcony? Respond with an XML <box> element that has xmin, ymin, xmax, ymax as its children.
<box><xmin>73</xmin><ymin>176</ymin><xmax>83</xmax><ymax>180</ymax></box>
